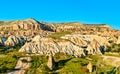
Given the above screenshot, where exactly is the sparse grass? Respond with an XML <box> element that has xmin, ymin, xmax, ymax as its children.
<box><xmin>30</xmin><ymin>55</ymin><xmax>47</xmax><ymax>69</ymax></box>
<box><xmin>48</xmin><ymin>31</ymin><xmax>71</xmax><ymax>39</ymax></box>
<box><xmin>0</xmin><ymin>55</ymin><xmax>18</xmax><ymax>73</ymax></box>
<box><xmin>106</xmin><ymin>43</ymin><xmax>120</xmax><ymax>52</ymax></box>
<box><xmin>0</xmin><ymin>44</ymin><xmax>26</xmax><ymax>73</ymax></box>
<box><xmin>60</xmin><ymin>58</ymin><xmax>88</xmax><ymax>74</ymax></box>
<box><xmin>24</xmin><ymin>53</ymin><xmax>117</xmax><ymax>74</ymax></box>
<box><xmin>105</xmin><ymin>52</ymin><xmax>120</xmax><ymax>57</ymax></box>
<box><xmin>25</xmin><ymin>55</ymin><xmax>48</xmax><ymax>74</ymax></box>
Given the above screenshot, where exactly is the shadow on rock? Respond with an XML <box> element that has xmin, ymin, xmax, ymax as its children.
<box><xmin>55</xmin><ymin>58</ymin><xmax>72</xmax><ymax>70</ymax></box>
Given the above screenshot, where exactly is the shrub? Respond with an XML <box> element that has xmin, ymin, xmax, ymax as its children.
<box><xmin>0</xmin><ymin>55</ymin><xmax>18</xmax><ymax>73</ymax></box>
<box><xmin>21</xmin><ymin>59</ymin><xmax>28</xmax><ymax>63</ymax></box>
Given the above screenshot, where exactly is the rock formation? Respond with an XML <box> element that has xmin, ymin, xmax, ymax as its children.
<box><xmin>4</xmin><ymin>35</ymin><xmax>25</xmax><ymax>46</ymax></box>
<box><xmin>19</xmin><ymin>34</ymin><xmax>110</xmax><ymax>56</ymax></box>
<box><xmin>11</xmin><ymin>18</ymin><xmax>54</xmax><ymax>31</ymax></box>
<box><xmin>19</xmin><ymin>35</ymin><xmax>85</xmax><ymax>57</ymax></box>
<box><xmin>0</xmin><ymin>38</ymin><xmax>4</xmax><ymax>46</ymax></box>
<box><xmin>47</xmin><ymin>51</ymin><xmax>56</xmax><ymax>70</ymax></box>
<box><xmin>86</xmin><ymin>39</ymin><xmax>105</xmax><ymax>55</ymax></box>
<box><xmin>61</xmin><ymin>35</ymin><xmax>88</xmax><ymax>47</ymax></box>
<box><xmin>61</xmin><ymin>34</ymin><xmax>109</xmax><ymax>54</ymax></box>
<box><xmin>87</xmin><ymin>62</ymin><xmax>93</xmax><ymax>73</ymax></box>
<box><xmin>117</xmin><ymin>36</ymin><xmax>120</xmax><ymax>44</ymax></box>
<box><xmin>0</xmin><ymin>18</ymin><xmax>55</xmax><ymax>38</ymax></box>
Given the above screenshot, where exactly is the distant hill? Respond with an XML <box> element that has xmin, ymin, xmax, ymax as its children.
<box><xmin>0</xmin><ymin>18</ymin><xmax>119</xmax><ymax>38</ymax></box>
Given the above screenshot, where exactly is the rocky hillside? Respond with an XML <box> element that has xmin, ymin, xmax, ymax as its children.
<box><xmin>19</xmin><ymin>35</ymin><xmax>86</xmax><ymax>57</ymax></box>
<box><xmin>0</xmin><ymin>18</ymin><xmax>120</xmax><ymax>38</ymax></box>
<box><xmin>0</xmin><ymin>18</ymin><xmax>55</xmax><ymax>38</ymax></box>
<box><xmin>0</xmin><ymin>18</ymin><xmax>120</xmax><ymax>74</ymax></box>
<box><xmin>19</xmin><ymin>34</ymin><xmax>110</xmax><ymax>56</ymax></box>
<box><xmin>0</xmin><ymin>18</ymin><xmax>120</xmax><ymax>55</ymax></box>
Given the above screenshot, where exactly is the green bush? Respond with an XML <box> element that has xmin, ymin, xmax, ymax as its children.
<box><xmin>21</xmin><ymin>59</ymin><xmax>28</xmax><ymax>63</ymax></box>
<box><xmin>30</xmin><ymin>55</ymin><xmax>47</xmax><ymax>69</ymax></box>
<box><xmin>0</xmin><ymin>55</ymin><xmax>18</xmax><ymax>73</ymax></box>
<box><xmin>106</xmin><ymin>43</ymin><xmax>120</xmax><ymax>52</ymax></box>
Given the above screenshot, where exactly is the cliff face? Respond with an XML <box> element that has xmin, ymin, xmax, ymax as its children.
<box><xmin>19</xmin><ymin>35</ymin><xmax>86</xmax><ymax>57</ymax></box>
<box><xmin>0</xmin><ymin>18</ymin><xmax>55</xmax><ymax>38</ymax></box>
<box><xmin>0</xmin><ymin>18</ymin><xmax>54</xmax><ymax>31</ymax></box>
<box><xmin>19</xmin><ymin>34</ymin><xmax>110</xmax><ymax>56</ymax></box>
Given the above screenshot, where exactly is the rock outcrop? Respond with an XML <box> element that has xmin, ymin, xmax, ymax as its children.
<box><xmin>61</xmin><ymin>34</ymin><xmax>109</xmax><ymax>54</ymax></box>
<box><xmin>61</xmin><ymin>35</ymin><xmax>88</xmax><ymax>47</ymax></box>
<box><xmin>47</xmin><ymin>52</ymin><xmax>56</xmax><ymax>70</ymax></box>
<box><xmin>4</xmin><ymin>35</ymin><xmax>25</xmax><ymax>46</ymax></box>
<box><xmin>117</xmin><ymin>36</ymin><xmax>120</xmax><ymax>44</ymax></box>
<box><xmin>12</xmin><ymin>18</ymin><xmax>54</xmax><ymax>31</ymax></box>
<box><xmin>0</xmin><ymin>38</ymin><xmax>4</xmax><ymax>46</ymax></box>
<box><xmin>61</xmin><ymin>34</ymin><xmax>109</xmax><ymax>46</ymax></box>
<box><xmin>87</xmin><ymin>62</ymin><xmax>93</xmax><ymax>73</ymax></box>
<box><xmin>0</xmin><ymin>18</ymin><xmax>55</xmax><ymax>38</ymax></box>
<box><xmin>19</xmin><ymin>35</ymin><xmax>85</xmax><ymax>57</ymax></box>
<box><xmin>86</xmin><ymin>39</ymin><xmax>105</xmax><ymax>55</ymax></box>
<box><xmin>19</xmin><ymin>34</ymin><xmax>110</xmax><ymax>56</ymax></box>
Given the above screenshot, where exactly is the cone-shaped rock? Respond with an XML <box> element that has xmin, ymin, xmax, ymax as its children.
<box><xmin>47</xmin><ymin>51</ymin><xmax>56</xmax><ymax>70</ymax></box>
<box><xmin>87</xmin><ymin>62</ymin><xmax>93</xmax><ymax>73</ymax></box>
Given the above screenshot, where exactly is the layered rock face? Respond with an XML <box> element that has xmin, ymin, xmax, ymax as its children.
<box><xmin>1</xmin><ymin>18</ymin><xmax>54</xmax><ymax>31</ymax></box>
<box><xmin>0</xmin><ymin>18</ymin><xmax>55</xmax><ymax>38</ymax></box>
<box><xmin>19</xmin><ymin>35</ymin><xmax>85</xmax><ymax>57</ymax></box>
<box><xmin>4</xmin><ymin>35</ymin><xmax>25</xmax><ymax>46</ymax></box>
<box><xmin>61</xmin><ymin>35</ymin><xmax>88</xmax><ymax>47</ymax></box>
<box><xmin>86</xmin><ymin>39</ymin><xmax>105</xmax><ymax>55</ymax></box>
<box><xmin>55</xmin><ymin>22</ymin><xmax>83</xmax><ymax>32</ymax></box>
<box><xmin>61</xmin><ymin>34</ymin><xmax>109</xmax><ymax>46</ymax></box>
<box><xmin>19</xmin><ymin>34</ymin><xmax>110</xmax><ymax>56</ymax></box>
<box><xmin>61</xmin><ymin>34</ymin><xmax>109</xmax><ymax>55</ymax></box>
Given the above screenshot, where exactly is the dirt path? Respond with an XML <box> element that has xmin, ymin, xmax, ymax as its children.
<box><xmin>8</xmin><ymin>57</ymin><xmax>31</xmax><ymax>74</ymax></box>
<box><xmin>102</xmin><ymin>55</ymin><xmax>120</xmax><ymax>66</ymax></box>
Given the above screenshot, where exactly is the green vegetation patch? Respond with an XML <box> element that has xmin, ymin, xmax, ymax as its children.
<box><xmin>0</xmin><ymin>55</ymin><xmax>18</xmax><ymax>73</ymax></box>
<box><xmin>30</xmin><ymin>55</ymin><xmax>47</xmax><ymax>69</ymax></box>
<box><xmin>48</xmin><ymin>31</ymin><xmax>71</xmax><ymax>39</ymax></box>
<box><xmin>25</xmin><ymin>55</ymin><xmax>48</xmax><ymax>74</ymax></box>
<box><xmin>106</xmin><ymin>43</ymin><xmax>120</xmax><ymax>52</ymax></box>
<box><xmin>25</xmin><ymin>53</ymin><xmax>117</xmax><ymax>74</ymax></box>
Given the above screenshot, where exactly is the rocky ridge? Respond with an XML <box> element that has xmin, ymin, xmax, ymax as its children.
<box><xmin>0</xmin><ymin>18</ymin><xmax>120</xmax><ymax>56</ymax></box>
<box><xmin>19</xmin><ymin>34</ymin><xmax>111</xmax><ymax>56</ymax></box>
<box><xmin>19</xmin><ymin>35</ymin><xmax>86</xmax><ymax>57</ymax></box>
